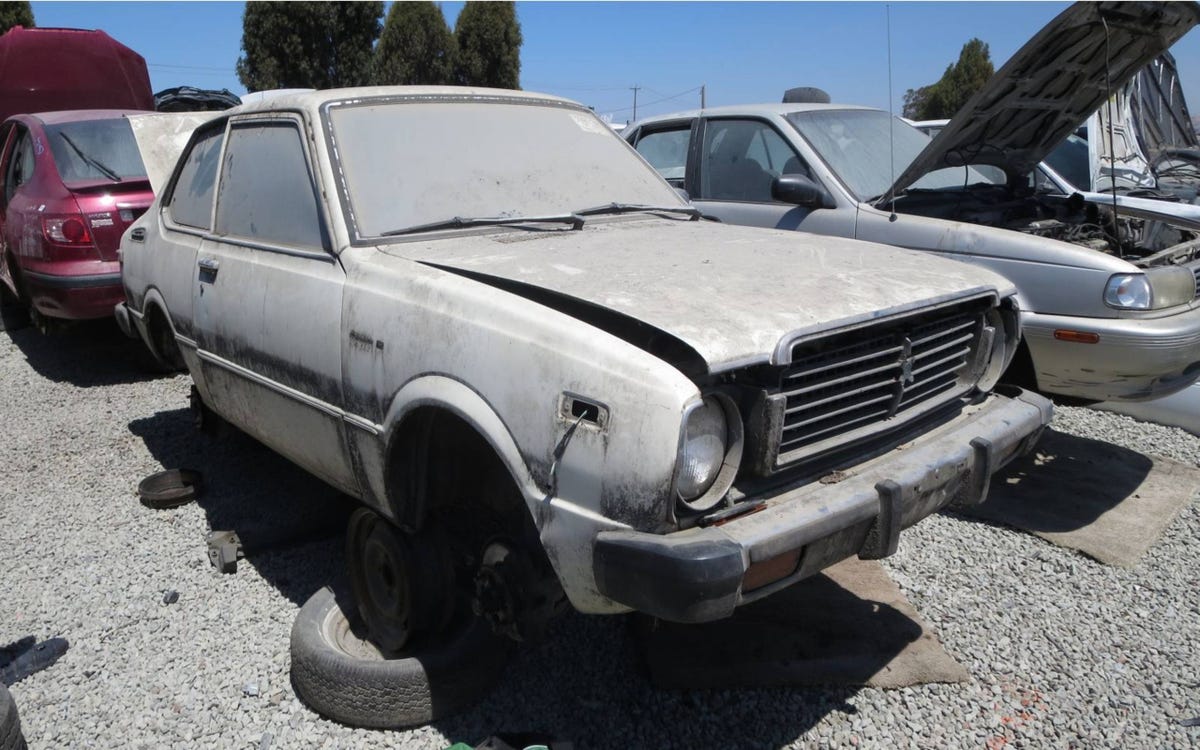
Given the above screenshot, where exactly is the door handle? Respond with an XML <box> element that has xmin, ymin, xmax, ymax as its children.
<box><xmin>198</xmin><ymin>257</ymin><xmax>220</xmax><ymax>283</ymax></box>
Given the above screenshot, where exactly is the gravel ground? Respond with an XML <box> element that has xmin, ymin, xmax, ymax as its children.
<box><xmin>1</xmin><ymin>320</ymin><xmax>1198</xmax><ymax>749</ymax></box>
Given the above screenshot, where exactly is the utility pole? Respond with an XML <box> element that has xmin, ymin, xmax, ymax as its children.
<box><xmin>630</xmin><ymin>84</ymin><xmax>641</xmax><ymax>121</ymax></box>
<box><xmin>701</xmin><ymin>84</ymin><xmax>706</xmax><ymax>109</ymax></box>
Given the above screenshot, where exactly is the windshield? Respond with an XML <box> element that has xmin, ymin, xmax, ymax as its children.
<box><xmin>1044</xmin><ymin>133</ymin><xmax>1091</xmax><ymax>192</ymax></box>
<box><xmin>45</xmin><ymin>118</ymin><xmax>147</xmax><ymax>183</ymax></box>
<box><xmin>326</xmin><ymin>99</ymin><xmax>683</xmax><ymax>237</ymax></box>
<box><xmin>785</xmin><ymin>109</ymin><xmax>1001</xmax><ymax>200</ymax></box>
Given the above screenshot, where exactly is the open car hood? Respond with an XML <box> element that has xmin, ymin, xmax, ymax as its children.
<box><xmin>126</xmin><ymin>112</ymin><xmax>219</xmax><ymax>193</ymax></box>
<box><xmin>883</xmin><ymin>1</ymin><xmax>1200</xmax><ymax>203</ymax></box>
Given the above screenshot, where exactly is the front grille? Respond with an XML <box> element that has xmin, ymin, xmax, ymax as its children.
<box><xmin>1192</xmin><ymin>266</ymin><xmax>1200</xmax><ymax>298</ymax></box>
<box><xmin>774</xmin><ymin>297</ymin><xmax>990</xmax><ymax>466</ymax></box>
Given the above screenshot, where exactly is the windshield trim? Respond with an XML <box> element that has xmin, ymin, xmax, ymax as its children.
<box><xmin>322</xmin><ymin>93</ymin><xmax>625</xmax><ymax>247</ymax></box>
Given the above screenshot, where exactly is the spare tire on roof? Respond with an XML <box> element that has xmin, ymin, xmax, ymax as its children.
<box><xmin>783</xmin><ymin>86</ymin><xmax>832</xmax><ymax>104</ymax></box>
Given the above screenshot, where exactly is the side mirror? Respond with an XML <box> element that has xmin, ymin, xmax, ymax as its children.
<box><xmin>771</xmin><ymin>174</ymin><xmax>834</xmax><ymax>209</ymax></box>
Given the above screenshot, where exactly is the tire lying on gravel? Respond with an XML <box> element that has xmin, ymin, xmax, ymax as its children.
<box><xmin>0</xmin><ymin>682</ymin><xmax>27</xmax><ymax>750</ymax></box>
<box><xmin>137</xmin><ymin>469</ymin><xmax>204</xmax><ymax>509</ymax></box>
<box><xmin>290</xmin><ymin>586</ymin><xmax>512</xmax><ymax>729</ymax></box>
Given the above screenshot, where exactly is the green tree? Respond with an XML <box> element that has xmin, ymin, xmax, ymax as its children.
<box><xmin>373</xmin><ymin>2</ymin><xmax>455</xmax><ymax>85</ymax></box>
<box><xmin>905</xmin><ymin>38</ymin><xmax>995</xmax><ymax>121</ymax></box>
<box><xmin>236</xmin><ymin>1</ymin><xmax>383</xmax><ymax>92</ymax></box>
<box><xmin>453</xmin><ymin>1</ymin><xmax>522</xmax><ymax>89</ymax></box>
<box><xmin>0</xmin><ymin>2</ymin><xmax>34</xmax><ymax>34</ymax></box>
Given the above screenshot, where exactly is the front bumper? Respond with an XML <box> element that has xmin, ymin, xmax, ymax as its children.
<box><xmin>592</xmin><ymin>386</ymin><xmax>1052</xmax><ymax>623</ymax></box>
<box><xmin>1023</xmin><ymin>309</ymin><xmax>1200</xmax><ymax>402</ymax></box>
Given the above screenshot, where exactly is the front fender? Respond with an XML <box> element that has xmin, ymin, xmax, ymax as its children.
<box><xmin>381</xmin><ymin>374</ymin><xmax>542</xmax><ymax>504</ymax></box>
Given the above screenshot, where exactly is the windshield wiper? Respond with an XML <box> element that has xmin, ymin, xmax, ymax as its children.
<box><xmin>381</xmin><ymin>213</ymin><xmax>585</xmax><ymax>237</ymax></box>
<box><xmin>57</xmin><ymin>132</ymin><xmax>121</xmax><ymax>182</ymax></box>
<box><xmin>573</xmin><ymin>202</ymin><xmax>701</xmax><ymax>220</ymax></box>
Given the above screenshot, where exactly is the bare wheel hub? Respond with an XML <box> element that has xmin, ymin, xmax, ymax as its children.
<box><xmin>473</xmin><ymin>540</ymin><xmax>564</xmax><ymax>642</ymax></box>
<box><xmin>346</xmin><ymin>508</ymin><xmax>455</xmax><ymax>653</ymax></box>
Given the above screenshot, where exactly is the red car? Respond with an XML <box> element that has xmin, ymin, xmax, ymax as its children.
<box><xmin>0</xmin><ymin>111</ymin><xmax>154</xmax><ymax>327</ymax></box>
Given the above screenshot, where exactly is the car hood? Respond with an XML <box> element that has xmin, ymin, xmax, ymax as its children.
<box><xmin>126</xmin><ymin>111</ymin><xmax>220</xmax><ymax>193</ymax></box>
<box><xmin>379</xmin><ymin>218</ymin><xmax>1009</xmax><ymax>372</ymax></box>
<box><xmin>1127</xmin><ymin>51</ymin><xmax>1199</xmax><ymax>162</ymax></box>
<box><xmin>884</xmin><ymin>1</ymin><xmax>1200</xmax><ymax>203</ymax></box>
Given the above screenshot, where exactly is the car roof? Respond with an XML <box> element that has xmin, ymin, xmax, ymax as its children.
<box><xmin>632</xmin><ymin>102</ymin><xmax>878</xmax><ymax>128</ymax></box>
<box><xmin>224</xmin><ymin>85</ymin><xmax>583</xmax><ymax>117</ymax></box>
<box><xmin>26</xmin><ymin>109</ymin><xmax>153</xmax><ymax>125</ymax></box>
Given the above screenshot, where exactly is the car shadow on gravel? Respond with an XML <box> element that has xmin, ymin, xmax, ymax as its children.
<box><xmin>2</xmin><ymin>318</ymin><xmax>169</xmax><ymax>387</ymax></box>
<box><xmin>132</xmin><ymin>405</ymin><xmax>888</xmax><ymax>747</ymax></box>
<box><xmin>433</xmin><ymin>610</ymin><xmax>865</xmax><ymax>748</ymax></box>
<box><xmin>128</xmin><ymin>405</ymin><xmax>356</xmax><ymax>606</ymax></box>
<box><xmin>957</xmin><ymin>427</ymin><xmax>1153</xmax><ymax>532</ymax></box>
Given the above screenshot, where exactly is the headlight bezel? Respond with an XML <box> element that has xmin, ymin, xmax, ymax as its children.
<box><xmin>975</xmin><ymin>303</ymin><xmax>1016</xmax><ymax>393</ymax></box>
<box><xmin>671</xmin><ymin>391</ymin><xmax>743</xmax><ymax>514</ymax></box>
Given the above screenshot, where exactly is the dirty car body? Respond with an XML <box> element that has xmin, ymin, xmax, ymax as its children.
<box><xmin>628</xmin><ymin>1</ymin><xmax>1200</xmax><ymax>403</ymax></box>
<box><xmin>119</xmin><ymin>86</ymin><xmax>1050</xmax><ymax>625</ymax></box>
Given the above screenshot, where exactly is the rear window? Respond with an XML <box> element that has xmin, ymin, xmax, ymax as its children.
<box><xmin>45</xmin><ymin>118</ymin><xmax>147</xmax><ymax>183</ymax></box>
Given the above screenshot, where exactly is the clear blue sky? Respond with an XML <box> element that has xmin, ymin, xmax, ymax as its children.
<box><xmin>28</xmin><ymin>1</ymin><xmax>1200</xmax><ymax>125</ymax></box>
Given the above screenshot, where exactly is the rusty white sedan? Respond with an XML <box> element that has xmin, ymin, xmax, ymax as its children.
<box><xmin>117</xmin><ymin>86</ymin><xmax>1051</xmax><ymax>728</ymax></box>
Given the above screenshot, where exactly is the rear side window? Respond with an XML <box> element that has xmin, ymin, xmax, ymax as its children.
<box><xmin>4</xmin><ymin>129</ymin><xmax>34</xmax><ymax>205</ymax></box>
<box><xmin>169</xmin><ymin>126</ymin><xmax>225</xmax><ymax>230</ymax></box>
<box><xmin>214</xmin><ymin>121</ymin><xmax>324</xmax><ymax>250</ymax></box>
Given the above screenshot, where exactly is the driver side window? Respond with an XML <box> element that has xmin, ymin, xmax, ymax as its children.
<box><xmin>700</xmin><ymin>119</ymin><xmax>810</xmax><ymax>202</ymax></box>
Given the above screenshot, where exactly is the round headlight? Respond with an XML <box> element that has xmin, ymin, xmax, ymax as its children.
<box><xmin>677</xmin><ymin>397</ymin><xmax>727</xmax><ymax>502</ymax></box>
<box><xmin>1103</xmin><ymin>273</ymin><xmax>1152</xmax><ymax>310</ymax></box>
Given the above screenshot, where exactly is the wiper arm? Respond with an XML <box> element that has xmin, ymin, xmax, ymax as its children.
<box><xmin>57</xmin><ymin>132</ymin><xmax>121</xmax><ymax>182</ymax></box>
<box><xmin>573</xmin><ymin>202</ymin><xmax>701</xmax><ymax>220</ymax></box>
<box><xmin>381</xmin><ymin>213</ymin><xmax>585</xmax><ymax>237</ymax></box>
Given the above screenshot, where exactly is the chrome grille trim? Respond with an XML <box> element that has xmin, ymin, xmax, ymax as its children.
<box><xmin>1192</xmin><ymin>266</ymin><xmax>1200</xmax><ymax>298</ymax></box>
<box><xmin>773</xmin><ymin>297</ymin><xmax>990</xmax><ymax>467</ymax></box>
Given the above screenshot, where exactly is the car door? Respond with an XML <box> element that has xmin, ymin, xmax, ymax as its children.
<box><xmin>690</xmin><ymin>117</ymin><xmax>856</xmax><ymax>236</ymax></box>
<box><xmin>148</xmin><ymin>119</ymin><xmax>227</xmax><ymax>347</ymax></box>
<box><xmin>0</xmin><ymin>123</ymin><xmax>19</xmax><ymax>295</ymax></box>
<box><xmin>193</xmin><ymin>113</ymin><xmax>358</xmax><ymax>495</ymax></box>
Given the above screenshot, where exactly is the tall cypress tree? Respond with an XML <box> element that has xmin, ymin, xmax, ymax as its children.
<box><xmin>373</xmin><ymin>2</ymin><xmax>455</xmax><ymax>85</ymax></box>
<box><xmin>236</xmin><ymin>1</ymin><xmax>384</xmax><ymax>92</ymax></box>
<box><xmin>453</xmin><ymin>2</ymin><xmax>522</xmax><ymax>89</ymax></box>
<box><xmin>0</xmin><ymin>2</ymin><xmax>34</xmax><ymax>34</ymax></box>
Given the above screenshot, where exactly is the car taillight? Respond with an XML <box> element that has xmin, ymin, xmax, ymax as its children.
<box><xmin>44</xmin><ymin>216</ymin><xmax>93</xmax><ymax>245</ymax></box>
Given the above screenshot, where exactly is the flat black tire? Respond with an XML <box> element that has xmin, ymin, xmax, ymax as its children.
<box><xmin>137</xmin><ymin>469</ymin><xmax>203</xmax><ymax>509</ymax></box>
<box><xmin>0</xmin><ymin>683</ymin><xmax>26</xmax><ymax>750</ymax></box>
<box><xmin>290</xmin><ymin>586</ymin><xmax>511</xmax><ymax>729</ymax></box>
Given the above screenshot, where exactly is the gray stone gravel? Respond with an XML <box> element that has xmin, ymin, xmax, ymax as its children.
<box><xmin>2</xmin><ymin>321</ymin><xmax>1198</xmax><ymax>749</ymax></box>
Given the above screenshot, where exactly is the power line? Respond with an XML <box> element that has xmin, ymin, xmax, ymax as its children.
<box><xmin>599</xmin><ymin>85</ymin><xmax>703</xmax><ymax>116</ymax></box>
<box><xmin>148</xmin><ymin>62</ymin><xmax>235</xmax><ymax>72</ymax></box>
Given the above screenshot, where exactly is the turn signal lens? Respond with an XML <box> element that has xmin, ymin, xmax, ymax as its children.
<box><xmin>1053</xmin><ymin>330</ymin><xmax>1100</xmax><ymax>344</ymax></box>
<box><xmin>43</xmin><ymin>215</ymin><xmax>93</xmax><ymax>245</ymax></box>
